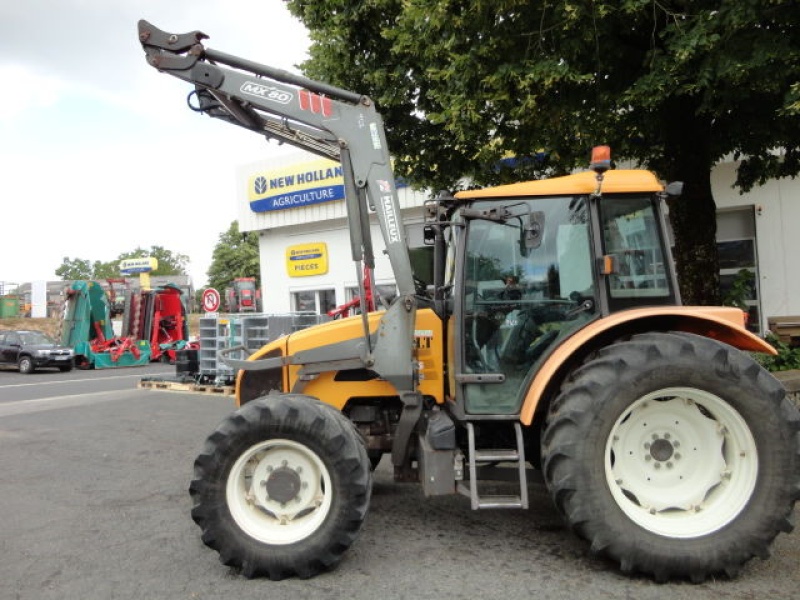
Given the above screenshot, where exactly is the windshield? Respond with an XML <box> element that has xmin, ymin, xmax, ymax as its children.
<box><xmin>19</xmin><ymin>331</ymin><xmax>56</xmax><ymax>345</ymax></box>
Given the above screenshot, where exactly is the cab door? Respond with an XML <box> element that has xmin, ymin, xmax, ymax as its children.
<box><xmin>454</xmin><ymin>196</ymin><xmax>597</xmax><ymax>415</ymax></box>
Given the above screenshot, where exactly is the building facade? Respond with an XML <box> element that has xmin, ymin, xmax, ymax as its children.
<box><xmin>236</xmin><ymin>153</ymin><xmax>428</xmax><ymax>316</ymax></box>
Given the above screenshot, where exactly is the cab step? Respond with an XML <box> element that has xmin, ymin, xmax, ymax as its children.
<box><xmin>458</xmin><ymin>422</ymin><xmax>529</xmax><ymax>510</ymax></box>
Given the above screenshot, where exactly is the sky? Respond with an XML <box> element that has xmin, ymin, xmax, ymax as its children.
<box><xmin>0</xmin><ymin>1</ymin><xmax>310</xmax><ymax>289</ymax></box>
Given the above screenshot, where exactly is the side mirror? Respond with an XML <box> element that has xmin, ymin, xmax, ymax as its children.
<box><xmin>423</xmin><ymin>224</ymin><xmax>436</xmax><ymax>246</ymax></box>
<box><xmin>665</xmin><ymin>181</ymin><xmax>684</xmax><ymax>197</ymax></box>
<box><xmin>521</xmin><ymin>211</ymin><xmax>545</xmax><ymax>255</ymax></box>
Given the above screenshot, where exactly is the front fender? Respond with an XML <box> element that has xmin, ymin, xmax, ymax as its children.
<box><xmin>520</xmin><ymin>306</ymin><xmax>775</xmax><ymax>425</ymax></box>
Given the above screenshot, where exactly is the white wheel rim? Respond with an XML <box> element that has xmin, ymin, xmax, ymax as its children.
<box><xmin>226</xmin><ymin>438</ymin><xmax>333</xmax><ymax>545</ymax></box>
<box><xmin>605</xmin><ymin>387</ymin><xmax>758</xmax><ymax>539</ymax></box>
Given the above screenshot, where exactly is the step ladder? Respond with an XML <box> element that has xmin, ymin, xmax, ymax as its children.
<box><xmin>457</xmin><ymin>421</ymin><xmax>529</xmax><ymax>509</ymax></box>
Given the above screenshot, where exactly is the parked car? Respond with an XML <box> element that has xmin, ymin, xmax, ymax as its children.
<box><xmin>0</xmin><ymin>329</ymin><xmax>74</xmax><ymax>373</ymax></box>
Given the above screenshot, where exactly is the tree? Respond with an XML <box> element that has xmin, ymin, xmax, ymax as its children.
<box><xmin>286</xmin><ymin>0</ymin><xmax>800</xmax><ymax>304</ymax></box>
<box><xmin>206</xmin><ymin>221</ymin><xmax>261</xmax><ymax>293</ymax></box>
<box><xmin>55</xmin><ymin>257</ymin><xmax>92</xmax><ymax>281</ymax></box>
<box><xmin>55</xmin><ymin>246</ymin><xmax>189</xmax><ymax>280</ymax></box>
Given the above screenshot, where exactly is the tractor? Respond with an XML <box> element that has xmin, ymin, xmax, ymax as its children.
<box><xmin>138</xmin><ymin>21</ymin><xmax>800</xmax><ymax>582</ymax></box>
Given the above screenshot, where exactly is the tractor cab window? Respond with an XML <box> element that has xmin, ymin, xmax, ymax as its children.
<box><xmin>599</xmin><ymin>196</ymin><xmax>673</xmax><ymax>307</ymax></box>
<box><xmin>459</xmin><ymin>196</ymin><xmax>596</xmax><ymax>414</ymax></box>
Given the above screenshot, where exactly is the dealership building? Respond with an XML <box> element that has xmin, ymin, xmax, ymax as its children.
<box><xmin>236</xmin><ymin>153</ymin><xmax>429</xmax><ymax>317</ymax></box>
<box><xmin>237</xmin><ymin>151</ymin><xmax>800</xmax><ymax>336</ymax></box>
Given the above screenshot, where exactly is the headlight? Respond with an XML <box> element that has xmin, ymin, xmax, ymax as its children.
<box><xmin>36</xmin><ymin>349</ymin><xmax>50</xmax><ymax>356</ymax></box>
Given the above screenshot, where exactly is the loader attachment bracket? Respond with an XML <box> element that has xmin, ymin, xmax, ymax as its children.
<box><xmin>138</xmin><ymin>20</ymin><xmax>209</xmax><ymax>71</ymax></box>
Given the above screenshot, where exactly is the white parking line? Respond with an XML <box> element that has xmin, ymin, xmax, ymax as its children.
<box><xmin>0</xmin><ymin>372</ymin><xmax>162</xmax><ymax>389</ymax></box>
<box><xmin>0</xmin><ymin>389</ymin><xmax>145</xmax><ymax>418</ymax></box>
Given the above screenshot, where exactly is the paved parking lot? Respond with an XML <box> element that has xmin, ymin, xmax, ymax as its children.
<box><xmin>1</xmin><ymin>374</ymin><xmax>799</xmax><ymax>599</ymax></box>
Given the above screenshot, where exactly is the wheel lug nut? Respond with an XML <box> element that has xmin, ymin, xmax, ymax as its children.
<box><xmin>644</xmin><ymin>442</ymin><xmax>651</xmax><ymax>449</ymax></box>
<box><xmin>663</xmin><ymin>433</ymin><xmax>671</xmax><ymax>440</ymax></box>
<box><xmin>654</xmin><ymin>463</ymin><xmax>661</xmax><ymax>469</ymax></box>
<box><xmin>652</xmin><ymin>433</ymin><xmax>659</xmax><ymax>440</ymax></box>
<box><xmin>666</xmin><ymin>462</ymin><xmax>673</xmax><ymax>469</ymax></box>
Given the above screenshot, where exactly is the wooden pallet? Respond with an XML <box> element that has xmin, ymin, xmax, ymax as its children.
<box><xmin>137</xmin><ymin>379</ymin><xmax>235</xmax><ymax>396</ymax></box>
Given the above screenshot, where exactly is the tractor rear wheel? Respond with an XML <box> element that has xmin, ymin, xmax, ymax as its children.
<box><xmin>542</xmin><ymin>332</ymin><xmax>800</xmax><ymax>582</ymax></box>
<box><xmin>190</xmin><ymin>394</ymin><xmax>372</xmax><ymax>579</ymax></box>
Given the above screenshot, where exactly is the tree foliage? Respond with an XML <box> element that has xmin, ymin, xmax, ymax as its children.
<box><xmin>55</xmin><ymin>257</ymin><xmax>93</xmax><ymax>281</ymax></box>
<box><xmin>55</xmin><ymin>246</ymin><xmax>189</xmax><ymax>280</ymax></box>
<box><xmin>287</xmin><ymin>0</ymin><xmax>800</xmax><ymax>304</ymax></box>
<box><xmin>206</xmin><ymin>221</ymin><xmax>261</xmax><ymax>293</ymax></box>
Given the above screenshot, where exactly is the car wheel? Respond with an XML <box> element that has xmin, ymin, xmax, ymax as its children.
<box><xmin>18</xmin><ymin>355</ymin><xmax>35</xmax><ymax>374</ymax></box>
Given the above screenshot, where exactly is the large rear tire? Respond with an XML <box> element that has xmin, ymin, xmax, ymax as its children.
<box><xmin>542</xmin><ymin>332</ymin><xmax>800</xmax><ymax>582</ymax></box>
<box><xmin>190</xmin><ymin>394</ymin><xmax>372</xmax><ymax>579</ymax></box>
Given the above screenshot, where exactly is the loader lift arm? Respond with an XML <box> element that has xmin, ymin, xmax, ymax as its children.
<box><xmin>137</xmin><ymin>20</ymin><xmax>418</xmax><ymax>396</ymax></box>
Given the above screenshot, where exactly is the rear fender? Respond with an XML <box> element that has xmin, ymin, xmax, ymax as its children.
<box><xmin>520</xmin><ymin>306</ymin><xmax>775</xmax><ymax>425</ymax></box>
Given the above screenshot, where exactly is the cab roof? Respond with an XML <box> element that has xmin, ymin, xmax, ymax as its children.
<box><xmin>454</xmin><ymin>169</ymin><xmax>663</xmax><ymax>199</ymax></box>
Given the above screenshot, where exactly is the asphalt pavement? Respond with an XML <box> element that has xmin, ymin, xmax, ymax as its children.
<box><xmin>1</xmin><ymin>366</ymin><xmax>799</xmax><ymax>600</ymax></box>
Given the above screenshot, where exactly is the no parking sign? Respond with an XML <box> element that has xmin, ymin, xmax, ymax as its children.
<box><xmin>202</xmin><ymin>288</ymin><xmax>221</xmax><ymax>313</ymax></box>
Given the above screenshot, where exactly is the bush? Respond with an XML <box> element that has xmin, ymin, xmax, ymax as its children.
<box><xmin>756</xmin><ymin>334</ymin><xmax>800</xmax><ymax>372</ymax></box>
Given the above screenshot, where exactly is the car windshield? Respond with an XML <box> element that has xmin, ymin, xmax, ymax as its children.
<box><xmin>19</xmin><ymin>331</ymin><xmax>56</xmax><ymax>345</ymax></box>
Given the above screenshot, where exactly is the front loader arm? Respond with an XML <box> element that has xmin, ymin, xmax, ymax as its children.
<box><xmin>138</xmin><ymin>20</ymin><xmax>418</xmax><ymax>394</ymax></box>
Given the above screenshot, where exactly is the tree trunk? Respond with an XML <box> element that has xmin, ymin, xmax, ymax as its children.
<box><xmin>661</xmin><ymin>98</ymin><xmax>721</xmax><ymax>306</ymax></box>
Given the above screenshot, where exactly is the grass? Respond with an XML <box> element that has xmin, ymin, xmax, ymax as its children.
<box><xmin>0</xmin><ymin>317</ymin><xmax>62</xmax><ymax>338</ymax></box>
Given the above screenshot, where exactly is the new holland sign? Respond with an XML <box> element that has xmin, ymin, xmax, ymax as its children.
<box><xmin>119</xmin><ymin>257</ymin><xmax>158</xmax><ymax>274</ymax></box>
<box><xmin>248</xmin><ymin>158</ymin><xmax>345</xmax><ymax>213</ymax></box>
<box><xmin>285</xmin><ymin>242</ymin><xmax>329</xmax><ymax>277</ymax></box>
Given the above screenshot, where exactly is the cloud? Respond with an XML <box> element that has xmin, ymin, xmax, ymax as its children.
<box><xmin>0</xmin><ymin>1</ymin><xmax>310</xmax><ymax>288</ymax></box>
<box><xmin>0</xmin><ymin>65</ymin><xmax>66</xmax><ymax>120</ymax></box>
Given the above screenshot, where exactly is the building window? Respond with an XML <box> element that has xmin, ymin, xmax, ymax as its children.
<box><xmin>717</xmin><ymin>208</ymin><xmax>761</xmax><ymax>334</ymax></box>
<box><xmin>292</xmin><ymin>289</ymin><xmax>336</xmax><ymax>315</ymax></box>
<box><xmin>344</xmin><ymin>283</ymin><xmax>398</xmax><ymax>314</ymax></box>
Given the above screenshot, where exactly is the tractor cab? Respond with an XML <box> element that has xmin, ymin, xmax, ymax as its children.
<box><xmin>427</xmin><ymin>167</ymin><xmax>680</xmax><ymax>416</ymax></box>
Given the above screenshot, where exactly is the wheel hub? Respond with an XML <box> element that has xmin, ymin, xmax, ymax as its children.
<box><xmin>649</xmin><ymin>437</ymin><xmax>674</xmax><ymax>462</ymax></box>
<box><xmin>265</xmin><ymin>467</ymin><xmax>302</xmax><ymax>504</ymax></box>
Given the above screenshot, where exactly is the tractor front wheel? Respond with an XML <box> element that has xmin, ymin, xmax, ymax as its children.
<box><xmin>542</xmin><ymin>332</ymin><xmax>800</xmax><ymax>582</ymax></box>
<box><xmin>190</xmin><ymin>394</ymin><xmax>372</xmax><ymax>579</ymax></box>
